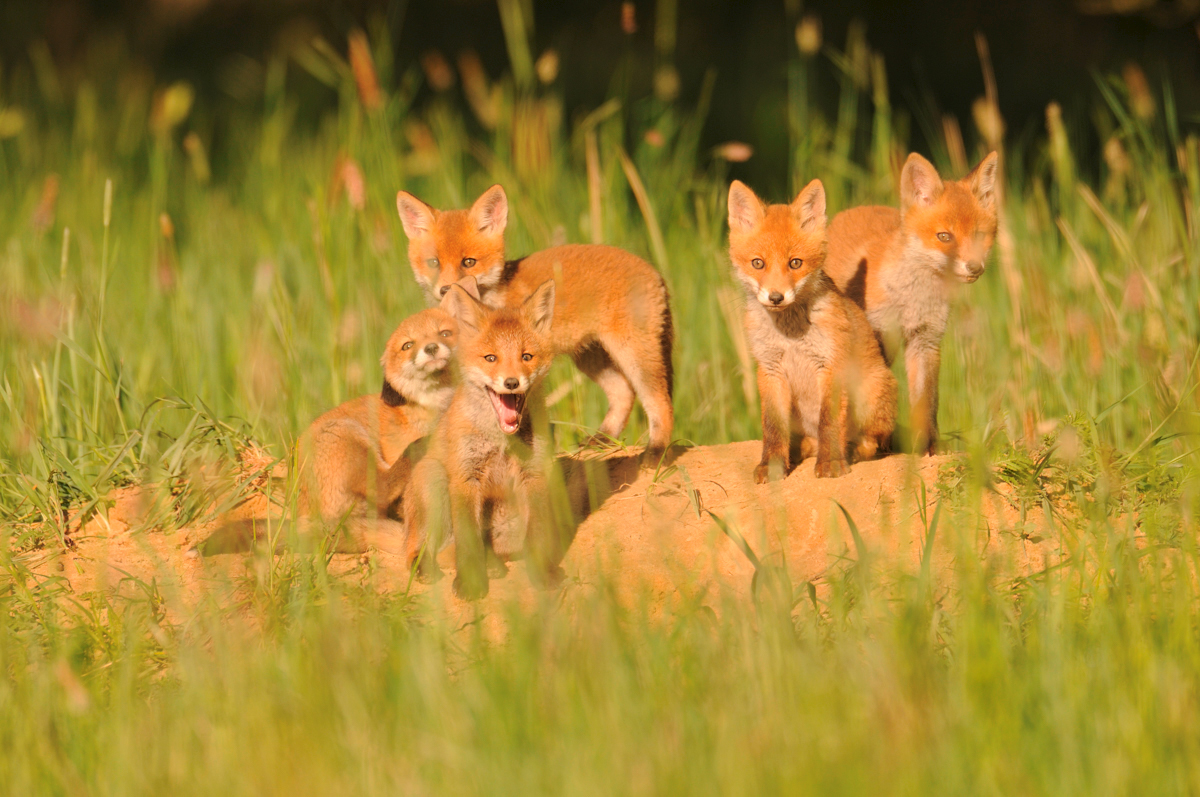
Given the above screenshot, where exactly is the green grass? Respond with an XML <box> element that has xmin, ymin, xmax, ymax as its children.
<box><xmin>1</xmin><ymin>11</ymin><xmax>1200</xmax><ymax>794</ymax></box>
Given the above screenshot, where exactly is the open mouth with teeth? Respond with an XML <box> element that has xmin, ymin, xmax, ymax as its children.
<box><xmin>486</xmin><ymin>387</ymin><xmax>526</xmax><ymax>434</ymax></box>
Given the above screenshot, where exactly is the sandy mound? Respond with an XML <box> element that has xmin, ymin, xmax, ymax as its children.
<box><xmin>22</xmin><ymin>443</ymin><xmax>1058</xmax><ymax>619</ymax></box>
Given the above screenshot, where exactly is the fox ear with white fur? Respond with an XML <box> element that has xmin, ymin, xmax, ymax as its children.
<box><xmin>453</xmin><ymin>275</ymin><xmax>482</xmax><ymax>302</ymax></box>
<box><xmin>522</xmin><ymin>279</ymin><xmax>556</xmax><ymax>336</ymax></box>
<box><xmin>968</xmin><ymin>152</ymin><xmax>999</xmax><ymax>213</ymax></box>
<box><xmin>727</xmin><ymin>181</ymin><xmax>766</xmax><ymax>234</ymax></box>
<box><xmin>396</xmin><ymin>191</ymin><xmax>435</xmax><ymax>239</ymax></box>
<box><xmin>468</xmin><ymin>184</ymin><xmax>508</xmax><ymax>235</ymax></box>
<box><xmin>443</xmin><ymin>283</ymin><xmax>487</xmax><ymax>332</ymax></box>
<box><xmin>790</xmin><ymin>179</ymin><xmax>826</xmax><ymax>233</ymax></box>
<box><xmin>900</xmin><ymin>153</ymin><xmax>945</xmax><ymax>212</ymax></box>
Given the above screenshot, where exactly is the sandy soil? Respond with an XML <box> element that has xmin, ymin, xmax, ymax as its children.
<box><xmin>22</xmin><ymin>443</ymin><xmax>1059</xmax><ymax>622</ymax></box>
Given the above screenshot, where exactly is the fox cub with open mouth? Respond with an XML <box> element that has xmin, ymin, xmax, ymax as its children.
<box><xmin>194</xmin><ymin>300</ymin><xmax>460</xmax><ymax>556</ymax></box>
<box><xmin>403</xmin><ymin>278</ymin><xmax>567</xmax><ymax>600</ymax></box>
<box><xmin>396</xmin><ymin>184</ymin><xmax>674</xmax><ymax>463</ymax></box>
<box><xmin>728</xmin><ymin>179</ymin><xmax>897</xmax><ymax>482</ymax></box>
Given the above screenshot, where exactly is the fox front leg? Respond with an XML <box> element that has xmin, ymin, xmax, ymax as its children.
<box><xmin>814</xmin><ymin>370</ymin><xmax>850</xmax><ymax>478</ymax></box>
<box><xmin>754</xmin><ymin>367</ymin><xmax>793</xmax><ymax>484</ymax></box>
<box><xmin>450</xmin><ymin>484</ymin><xmax>489</xmax><ymax>601</ymax></box>
<box><xmin>518</xmin><ymin>475</ymin><xmax>565</xmax><ymax>589</ymax></box>
<box><xmin>403</xmin><ymin>460</ymin><xmax>448</xmax><ymax>583</ymax></box>
<box><xmin>905</xmin><ymin>338</ymin><xmax>941</xmax><ymax>456</ymax></box>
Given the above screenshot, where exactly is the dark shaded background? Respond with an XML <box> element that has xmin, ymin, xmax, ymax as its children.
<box><xmin>4</xmin><ymin>0</ymin><xmax>1199</xmax><ymax>183</ymax></box>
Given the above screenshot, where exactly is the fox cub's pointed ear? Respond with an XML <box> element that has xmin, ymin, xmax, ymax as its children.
<box><xmin>443</xmin><ymin>283</ymin><xmax>486</xmax><ymax>332</ymax></box>
<box><xmin>452</xmin><ymin>275</ymin><xmax>482</xmax><ymax>302</ymax></box>
<box><xmin>899</xmin><ymin>153</ymin><xmax>944</xmax><ymax>212</ymax></box>
<box><xmin>396</xmin><ymin>191</ymin><xmax>435</xmax><ymax>239</ymax></box>
<box><xmin>968</xmin><ymin>151</ymin><xmax>999</xmax><ymax>213</ymax></box>
<box><xmin>727</xmin><ymin>181</ymin><xmax>765</xmax><ymax>234</ymax></box>
<box><xmin>791</xmin><ymin>179</ymin><xmax>826</xmax><ymax>233</ymax></box>
<box><xmin>522</xmin><ymin>279</ymin><xmax>556</xmax><ymax>336</ymax></box>
<box><xmin>469</xmin><ymin>184</ymin><xmax>508</xmax><ymax>235</ymax></box>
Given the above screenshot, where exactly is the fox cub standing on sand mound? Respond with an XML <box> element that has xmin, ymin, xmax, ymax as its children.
<box><xmin>195</xmin><ymin>301</ymin><xmax>463</xmax><ymax>556</ymax></box>
<box><xmin>824</xmin><ymin>152</ymin><xmax>998</xmax><ymax>455</ymax></box>
<box><xmin>396</xmin><ymin>184</ymin><xmax>675</xmax><ymax>462</ymax></box>
<box><xmin>403</xmin><ymin>279</ymin><xmax>567</xmax><ymax>600</ymax></box>
<box><xmin>728</xmin><ymin>179</ymin><xmax>897</xmax><ymax>482</ymax></box>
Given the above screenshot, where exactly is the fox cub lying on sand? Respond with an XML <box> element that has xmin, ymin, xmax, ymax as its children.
<box><xmin>824</xmin><ymin>152</ymin><xmax>998</xmax><ymax>454</ymax></box>
<box><xmin>728</xmin><ymin>179</ymin><xmax>897</xmax><ymax>482</ymax></box>
<box><xmin>396</xmin><ymin>184</ymin><xmax>675</xmax><ymax>462</ymax></box>
<box><xmin>195</xmin><ymin>301</ymin><xmax>461</xmax><ymax>556</ymax></box>
<box><xmin>403</xmin><ymin>278</ymin><xmax>567</xmax><ymax>600</ymax></box>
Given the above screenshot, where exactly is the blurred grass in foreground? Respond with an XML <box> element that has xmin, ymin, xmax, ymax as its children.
<box><xmin>0</xmin><ymin>5</ymin><xmax>1199</xmax><ymax>793</ymax></box>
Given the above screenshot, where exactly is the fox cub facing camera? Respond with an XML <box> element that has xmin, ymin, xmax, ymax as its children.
<box><xmin>403</xmin><ymin>278</ymin><xmax>567</xmax><ymax>600</ymax></box>
<box><xmin>728</xmin><ymin>179</ymin><xmax>897</xmax><ymax>482</ymax></box>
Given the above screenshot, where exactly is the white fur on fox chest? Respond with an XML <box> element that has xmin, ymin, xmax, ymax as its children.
<box><xmin>744</xmin><ymin>296</ymin><xmax>838</xmax><ymax>440</ymax></box>
<box><xmin>451</xmin><ymin>389</ymin><xmax>549</xmax><ymax>499</ymax></box>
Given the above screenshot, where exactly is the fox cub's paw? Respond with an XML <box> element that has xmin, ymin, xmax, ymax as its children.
<box><xmin>641</xmin><ymin>446</ymin><xmax>667</xmax><ymax>469</ymax></box>
<box><xmin>412</xmin><ymin>560</ymin><xmax>444</xmax><ymax>585</ymax></box>
<box><xmin>486</xmin><ymin>551</ymin><xmax>509</xmax><ymax>580</ymax></box>
<box><xmin>452</xmin><ymin>574</ymin><xmax>489</xmax><ymax>601</ymax></box>
<box><xmin>814</xmin><ymin>458</ymin><xmax>850</xmax><ymax>479</ymax></box>
<box><xmin>753</xmin><ymin>460</ymin><xmax>788</xmax><ymax>484</ymax></box>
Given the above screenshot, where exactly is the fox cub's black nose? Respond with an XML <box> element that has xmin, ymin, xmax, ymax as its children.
<box><xmin>439</xmin><ymin>285</ymin><xmax>451</xmax><ymax>296</ymax></box>
<box><xmin>769</xmin><ymin>292</ymin><xmax>784</xmax><ymax>305</ymax></box>
<box><xmin>424</xmin><ymin>343</ymin><xmax>439</xmax><ymax>355</ymax></box>
<box><xmin>504</xmin><ymin>378</ymin><xmax>520</xmax><ymax>390</ymax></box>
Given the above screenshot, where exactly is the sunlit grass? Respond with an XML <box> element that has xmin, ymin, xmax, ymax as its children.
<box><xmin>0</xmin><ymin>13</ymin><xmax>1198</xmax><ymax>795</ymax></box>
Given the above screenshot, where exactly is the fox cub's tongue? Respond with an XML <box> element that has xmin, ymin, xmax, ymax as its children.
<box><xmin>488</xmin><ymin>389</ymin><xmax>523</xmax><ymax>434</ymax></box>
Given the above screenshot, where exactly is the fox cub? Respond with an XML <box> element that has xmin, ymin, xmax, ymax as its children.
<box><xmin>403</xmin><ymin>278</ymin><xmax>566</xmax><ymax>600</ymax></box>
<box><xmin>195</xmin><ymin>303</ymin><xmax>460</xmax><ymax>555</ymax></box>
<box><xmin>728</xmin><ymin>179</ymin><xmax>897</xmax><ymax>481</ymax></box>
<box><xmin>396</xmin><ymin>184</ymin><xmax>674</xmax><ymax>461</ymax></box>
<box><xmin>824</xmin><ymin>152</ymin><xmax>998</xmax><ymax>454</ymax></box>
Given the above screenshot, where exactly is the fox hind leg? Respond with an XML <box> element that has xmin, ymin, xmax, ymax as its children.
<box><xmin>572</xmin><ymin>345</ymin><xmax>636</xmax><ymax>448</ymax></box>
<box><xmin>603</xmin><ymin>338</ymin><xmax>675</xmax><ymax>463</ymax></box>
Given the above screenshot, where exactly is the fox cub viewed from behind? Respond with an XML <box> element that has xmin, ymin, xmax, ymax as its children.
<box><xmin>396</xmin><ymin>184</ymin><xmax>675</xmax><ymax>462</ymax></box>
<box><xmin>824</xmin><ymin>152</ymin><xmax>999</xmax><ymax>455</ymax></box>
<box><xmin>195</xmin><ymin>303</ymin><xmax>460</xmax><ymax>556</ymax></box>
<box><xmin>728</xmin><ymin>179</ymin><xmax>897</xmax><ymax>482</ymax></box>
<box><xmin>403</xmin><ymin>278</ymin><xmax>567</xmax><ymax>600</ymax></box>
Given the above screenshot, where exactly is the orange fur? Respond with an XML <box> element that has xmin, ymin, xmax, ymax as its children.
<box><xmin>396</xmin><ymin>185</ymin><xmax>674</xmax><ymax>460</ymax></box>
<box><xmin>195</xmin><ymin>306</ymin><xmax>460</xmax><ymax>556</ymax></box>
<box><xmin>824</xmin><ymin>152</ymin><xmax>998</xmax><ymax>454</ymax></box>
<box><xmin>728</xmin><ymin>179</ymin><xmax>897</xmax><ymax>481</ymax></box>
<box><xmin>403</xmin><ymin>280</ymin><xmax>567</xmax><ymax>600</ymax></box>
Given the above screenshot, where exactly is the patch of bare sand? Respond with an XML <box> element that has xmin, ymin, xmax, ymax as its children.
<box><xmin>25</xmin><ymin>444</ymin><xmax>1061</xmax><ymax>631</ymax></box>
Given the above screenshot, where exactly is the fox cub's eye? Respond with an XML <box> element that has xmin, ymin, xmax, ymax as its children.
<box><xmin>462</xmin><ymin>257</ymin><xmax>477</xmax><ymax>268</ymax></box>
<box><xmin>402</xmin><ymin>341</ymin><xmax>414</xmax><ymax>351</ymax></box>
<box><xmin>751</xmin><ymin>258</ymin><xmax>765</xmax><ymax>270</ymax></box>
<box><xmin>522</xmin><ymin>353</ymin><xmax>533</xmax><ymax>362</ymax></box>
<box><xmin>440</xmin><ymin>330</ymin><xmax>452</xmax><ymax>338</ymax></box>
<box><xmin>936</xmin><ymin>232</ymin><xmax>953</xmax><ymax>243</ymax></box>
<box><xmin>789</xmin><ymin>258</ymin><xmax>803</xmax><ymax>270</ymax></box>
<box><xmin>485</xmin><ymin>354</ymin><xmax>497</xmax><ymax>362</ymax></box>
<box><xmin>426</xmin><ymin>258</ymin><xmax>439</xmax><ymax>269</ymax></box>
